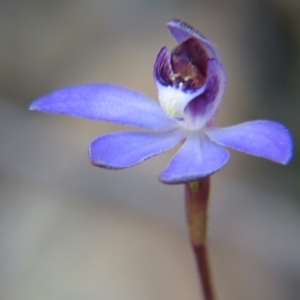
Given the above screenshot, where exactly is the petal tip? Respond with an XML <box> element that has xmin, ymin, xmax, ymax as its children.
<box><xmin>89</xmin><ymin>146</ymin><xmax>123</xmax><ymax>170</ymax></box>
<box><xmin>28</xmin><ymin>101</ymin><xmax>38</xmax><ymax>111</ymax></box>
<box><xmin>159</xmin><ymin>167</ymin><xmax>224</xmax><ymax>184</ymax></box>
<box><xmin>264</xmin><ymin>123</ymin><xmax>293</xmax><ymax>165</ymax></box>
<box><xmin>159</xmin><ymin>174</ymin><xmax>204</xmax><ymax>185</ymax></box>
<box><xmin>90</xmin><ymin>159</ymin><xmax>121</xmax><ymax>170</ymax></box>
<box><xmin>166</xmin><ymin>19</ymin><xmax>191</xmax><ymax>32</ymax></box>
<box><xmin>166</xmin><ymin>19</ymin><xmax>182</xmax><ymax>27</ymax></box>
<box><xmin>278</xmin><ymin>129</ymin><xmax>293</xmax><ymax>165</ymax></box>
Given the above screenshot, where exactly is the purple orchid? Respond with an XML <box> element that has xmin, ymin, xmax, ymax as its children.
<box><xmin>29</xmin><ymin>20</ymin><xmax>292</xmax><ymax>184</ymax></box>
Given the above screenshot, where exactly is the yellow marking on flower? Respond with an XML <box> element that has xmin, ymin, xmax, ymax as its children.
<box><xmin>159</xmin><ymin>87</ymin><xmax>179</xmax><ymax>117</ymax></box>
<box><xmin>171</xmin><ymin>73</ymin><xmax>181</xmax><ymax>81</ymax></box>
<box><xmin>158</xmin><ymin>85</ymin><xmax>188</xmax><ymax>118</ymax></box>
<box><xmin>184</xmin><ymin>75</ymin><xmax>192</xmax><ymax>81</ymax></box>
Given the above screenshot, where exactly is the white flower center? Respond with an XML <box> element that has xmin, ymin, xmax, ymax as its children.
<box><xmin>157</xmin><ymin>84</ymin><xmax>187</xmax><ymax>117</ymax></box>
<box><xmin>157</xmin><ymin>82</ymin><xmax>205</xmax><ymax>119</ymax></box>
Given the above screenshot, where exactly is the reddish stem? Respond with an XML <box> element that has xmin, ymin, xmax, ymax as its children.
<box><xmin>185</xmin><ymin>177</ymin><xmax>215</xmax><ymax>300</ymax></box>
<box><xmin>193</xmin><ymin>245</ymin><xmax>215</xmax><ymax>300</ymax></box>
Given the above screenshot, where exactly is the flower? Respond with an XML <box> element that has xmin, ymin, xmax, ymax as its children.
<box><xmin>29</xmin><ymin>20</ymin><xmax>292</xmax><ymax>184</ymax></box>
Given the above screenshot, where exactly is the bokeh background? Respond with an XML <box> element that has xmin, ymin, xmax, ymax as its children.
<box><xmin>0</xmin><ymin>0</ymin><xmax>299</xmax><ymax>299</ymax></box>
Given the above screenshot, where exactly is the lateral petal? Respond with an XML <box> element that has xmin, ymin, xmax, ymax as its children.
<box><xmin>29</xmin><ymin>84</ymin><xmax>177</xmax><ymax>130</ymax></box>
<box><xmin>206</xmin><ymin>120</ymin><xmax>293</xmax><ymax>164</ymax></box>
<box><xmin>90</xmin><ymin>129</ymin><xmax>185</xmax><ymax>169</ymax></box>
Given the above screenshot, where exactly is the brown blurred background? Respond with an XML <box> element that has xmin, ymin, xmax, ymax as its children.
<box><xmin>0</xmin><ymin>0</ymin><xmax>299</xmax><ymax>299</ymax></box>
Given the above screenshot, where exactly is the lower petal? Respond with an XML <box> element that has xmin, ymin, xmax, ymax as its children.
<box><xmin>206</xmin><ymin>120</ymin><xmax>293</xmax><ymax>164</ymax></box>
<box><xmin>160</xmin><ymin>134</ymin><xmax>229</xmax><ymax>184</ymax></box>
<box><xmin>90</xmin><ymin>129</ymin><xmax>185</xmax><ymax>169</ymax></box>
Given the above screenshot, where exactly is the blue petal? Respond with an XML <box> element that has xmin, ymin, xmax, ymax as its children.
<box><xmin>206</xmin><ymin>120</ymin><xmax>293</xmax><ymax>164</ymax></box>
<box><xmin>184</xmin><ymin>58</ymin><xmax>226</xmax><ymax>128</ymax></box>
<box><xmin>160</xmin><ymin>134</ymin><xmax>229</xmax><ymax>184</ymax></box>
<box><xmin>89</xmin><ymin>129</ymin><xmax>185</xmax><ymax>169</ymax></box>
<box><xmin>153</xmin><ymin>47</ymin><xmax>173</xmax><ymax>87</ymax></box>
<box><xmin>29</xmin><ymin>84</ymin><xmax>177</xmax><ymax>130</ymax></box>
<box><xmin>167</xmin><ymin>20</ymin><xmax>220</xmax><ymax>59</ymax></box>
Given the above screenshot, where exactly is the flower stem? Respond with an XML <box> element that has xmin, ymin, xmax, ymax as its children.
<box><xmin>185</xmin><ymin>177</ymin><xmax>215</xmax><ymax>300</ymax></box>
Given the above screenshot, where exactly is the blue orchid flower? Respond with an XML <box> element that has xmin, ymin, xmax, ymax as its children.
<box><xmin>29</xmin><ymin>20</ymin><xmax>292</xmax><ymax>184</ymax></box>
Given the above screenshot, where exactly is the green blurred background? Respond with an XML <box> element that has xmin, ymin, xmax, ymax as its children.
<box><xmin>0</xmin><ymin>0</ymin><xmax>299</xmax><ymax>299</ymax></box>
